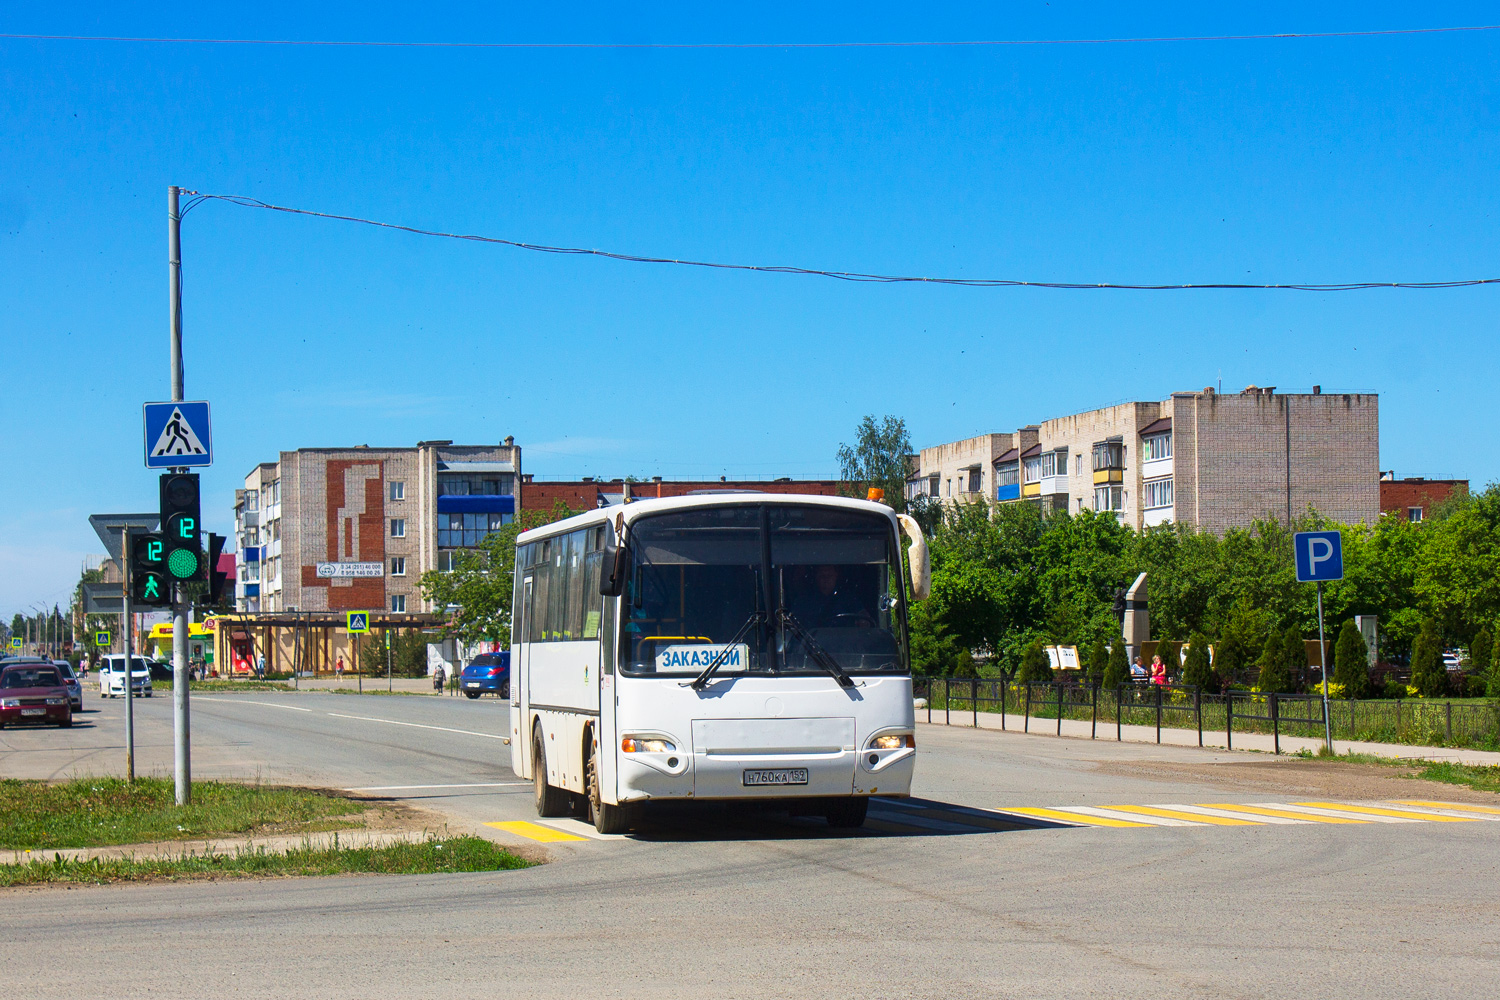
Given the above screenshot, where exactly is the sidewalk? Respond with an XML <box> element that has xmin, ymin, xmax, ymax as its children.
<box><xmin>0</xmin><ymin>827</ymin><xmax>451</xmax><ymax>866</ymax></box>
<box><xmin>918</xmin><ymin>706</ymin><xmax>1500</xmax><ymax>766</ymax></box>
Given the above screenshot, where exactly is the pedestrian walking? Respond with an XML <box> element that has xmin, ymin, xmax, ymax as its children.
<box><xmin>255</xmin><ymin>652</ymin><xmax>266</xmax><ymax>680</ymax></box>
<box><xmin>336</xmin><ymin>654</ymin><xmax>345</xmax><ymax>683</ymax></box>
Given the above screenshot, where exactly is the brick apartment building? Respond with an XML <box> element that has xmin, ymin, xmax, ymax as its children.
<box><xmin>234</xmin><ymin>438</ymin><xmax>521</xmax><ymax>614</ymax></box>
<box><xmin>911</xmin><ymin>387</ymin><xmax>1381</xmax><ymax>533</ymax></box>
<box><xmin>521</xmin><ymin>476</ymin><xmax>841</xmax><ymax>513</ymax></box>
<box><xmin>1378</xmin><ymin>473</ymin><xmax>1468</xmax><ymax>523</ymax></box>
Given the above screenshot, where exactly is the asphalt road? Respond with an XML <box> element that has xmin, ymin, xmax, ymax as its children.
<box><xmin>3</xmin><ymin>690</ymin><xmax>1497</xmax><ymax>999</ymax></box>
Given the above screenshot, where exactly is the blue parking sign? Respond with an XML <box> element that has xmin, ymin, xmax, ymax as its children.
<box><xmin>1294</xmin><ymin>530</ymin><xmax>1344</xmax><ymax>583</ymax></box>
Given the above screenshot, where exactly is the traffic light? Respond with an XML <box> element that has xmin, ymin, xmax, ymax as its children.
<box><xmin>129</xmin><ymin>528</ymin><xmax>170</xmax><ymax>606</ymax></box>
<box><xmin>160</xmin><ymin>472</ymin><xmax>203</xmax><ymax>582</ymax></box>
<box><xmin>207</xmin><ymin>533</ymin><xmax>229</xmax><ymax>604</ymax></box>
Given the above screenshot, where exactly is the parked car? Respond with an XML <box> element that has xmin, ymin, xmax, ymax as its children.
<box><xmin>52</xmin><ymin>660</ymin><xmax>83</xmax><ymax>710</ymax></box>
<box><xmin>1443</xmin><ymin>650</ymin><xmax>1464</xmax><ymax>673</ymax></box>
<box><xmin>0</xmin><ymin>664</ymin><xmax>73</xmax><ymax>728</ymax></box>
<box><xmin>98</xmin><ymin>655</ymin><xmax>153</xmax><ymax>698</ymax></box>
<box><xmin>460</xmin><ymin>652</ymin><xmax>510</xmax><ymax>699</ymax></box>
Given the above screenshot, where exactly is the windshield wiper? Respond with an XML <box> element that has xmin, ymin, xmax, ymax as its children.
<box><xmin>778</xmin><ymin>609</ymin><xmax>855</xmax><ymax>689</ymax></box>
<box><xmin>687</xmin><ymin>611</ymin><xmax>766</xmax><ymax>690</ymax></box>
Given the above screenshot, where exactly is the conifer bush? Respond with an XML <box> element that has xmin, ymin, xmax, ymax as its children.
<box><xmin>1410</xmin><ymin>619</ymin><xmax>1447</xmax><ymax>698</ymax></box>
<box><xmin>1017</xmin><ymin>637</ymin><xmax>1052</xmax><ymax>685</ymax></box>
<box><xmin>1181</xmin><ymin>632</ymin><xmax>1215</xmax><ymax>690</ymax></box>
<box><xmin>1088</xmin><ymin>638</ymin><xmax>1108</xmax><ymax>684</ymax></box>
<box><xmin>1257</xmin><ymin>638</ymin><xmax>1292</xmax><ymax>694</ymax></box>
<box><xmin>1332</xmin><ymin>619</ymin><xmax>1371</xmax><ymax>698</ymax></box>
<box><xmin>1280</xmin><ymin>626</ymin><xmax>1308</xmax><ymax>688</ymax></box>
<box><xmin>1102</xmin><ymin>638</ymin><xmax>1128</xmax><ymax>689</ymax></box>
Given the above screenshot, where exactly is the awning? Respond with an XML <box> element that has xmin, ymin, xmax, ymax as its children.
<box><xmin>1139</xmin><ymin>417</ymin><xmax>1173</xmax><ymax>436</ymax></box>
<box><xmin>437</xmin><ymin>461</ymin><xmax>514</xmax><ymax>473</ymax></box>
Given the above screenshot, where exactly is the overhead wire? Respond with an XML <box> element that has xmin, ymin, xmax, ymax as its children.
<box><xmin>180</xmin><ymin>192</ymin><xmax>1498</xmax><ymax>292</ymax></box>
<box><xmin>2</xmin><ymin>24</ymin><xmax>1499</xmax><ymax>49</ymax></box>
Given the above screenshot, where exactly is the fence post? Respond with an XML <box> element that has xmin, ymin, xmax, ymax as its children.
<box><xmin>1024</xmin><ymin>684</ymin><xmax>1031</xmax><ymax>734</ymax></box>
<box><xmin>1395</xmin><ymin>697</ymin><xmax>1401</xmax><ymax>740</ymax></box>
<box><xmin>1226</xmin><ymin>692</ymin><xmax>1233</xmax><ymax>750</ymax></box>
<box><xmin>1056</xmin><ymin>682</ymin><xmax>1064</xmax><ymax>736</ymax></box>
<box><xmin>1155</xmin><ymin>683</ymin><xmax>1162</xmax><ymax>745</ymax></box>
<box><xmin>1116</xmin><ymin>684</ymin><xmax>1123</xmax><ymax>742</ymax></box>
<box><xmin>1446</xmin><ymin>701</ymin><xmax>1453</xmax><ymax>743</ymax></box>
<box><xmin>1091</xmin><ymin>682</ymin><xmax>1098</xmax><ymax>740</ymax></box>
<box><xmin>1272</xmin><ymin>692</ymin><xmax>1280</xmax><ymax>755</ymax></box>
<box><xmin>926</xmin><ymin>678</ymin><xmax>932</xmax><ymax>724</ymax></box>
<box><xmin>1001</xmin><ymin>680</ymin><xmax>1007</xmax><ymax>731</ymax></box>
<box><xmin>1195</xmin><ymin>687</ymin><xmax>1202</xmax><ymax>747</ymax></box>
<box><xmin>973</xmin><ymin>677</ymin><xmax>979</xmax><ymax>729</ymax></box>
<box><xmin>945</xmin><ymin>679</ymin><xmax>950</xmax><ymax>727</ymax></box>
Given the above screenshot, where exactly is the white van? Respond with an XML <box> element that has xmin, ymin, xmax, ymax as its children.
<box><xmin>98</xmin><ymin>655</ymin><xmax>153</xmax><ymax>698</ymax></box>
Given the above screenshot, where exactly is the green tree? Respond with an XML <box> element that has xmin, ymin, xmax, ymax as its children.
<box><xmin>1017</xmin><ymin>637</ymin><xmax>1052</xmax><ymax>684</ymax></box>
<box><xmin>836</xmin><ymin>415</ymin><xmax>914</xmax><ymax>513</ymax></box>
<box><xmin>1470</xmin><ymin>626</ymin><xmax>1493</xmax><ymax>676</ymax></box>
<box><xmin>1087</xmin><ymin>637</ymin><xmax>1108</xmax><ymax>683</ymax></box>
<box><xmin>1214</xmin><ymin>633</ymin><xmax>1245</xmax><ymax>685</ymax></box>
<box><xmin>1280</xmin><ymin>626</ymin><xmax>1308</xmax><ymax>689</ymax></box>
<box><xmin>1256</xmin><ymin>638</ymin><xmax>1292</xmax><ymax>694</ymax></box>
<box><xmin>1102</xmin><ymin>638</ymin><xmax>1128</xmax><ymax>688</ymax></box>
<box><xmin>1181</xmin><ymin>632</ymin><xmax>1215</xmax><ymax>690</ymax></box>
<box><xmin>1410</xmin><ymin>619</ymin><xmax>1446</xmax><ymax>698</ymax></box>
<box><xmin>1332</xmin><ymin>619</ymin><xmax>1372</xmax><ymax>697</ymax></box>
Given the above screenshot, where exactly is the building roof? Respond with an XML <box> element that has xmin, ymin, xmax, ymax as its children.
<box><xmin>1139</xmin><ymin>417</ymin><xmax>1173</xmax><ymax>436</ymax></box>
<box><xmin>993</xmin><ymin>448</ymin><xmax>1019</xmax><ymax>464</ymax></box>
<box><xmin>1020</xmin><ymin>444</ymin><xmax>1042</xmax><ymax>459</ymax></box>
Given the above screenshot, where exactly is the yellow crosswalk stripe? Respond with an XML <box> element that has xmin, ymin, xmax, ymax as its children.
<box><xmin>1106</xmin><ymin>804</ymin><xmax>1259</xmax><ymax>826</ymax></box>
<box><xmin>1004</xmin><ymin>806</ymin><xmax>1152</xmax><ymax>828</ymax></box>
<box><xmin>1294</xmin><ymin>802</ymin><xmax>1480</xmax><ymax>823</ymax></box>
<box><xmin>1391</xmin><ymin>800</ymin><xmax>1500</xmax><ymax>817</ymax></box>
<box><xmin>1206</xmin><ymin>803</ymin><xmax>1366</xmax><ymax>824</ymax></box>
<box><xmin>485</xmin><ymin>820</ymin><xmax>589</xmax><ymax>842</ymax></box>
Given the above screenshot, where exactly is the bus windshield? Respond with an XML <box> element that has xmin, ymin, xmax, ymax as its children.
<box><xmin>620</xmin><ymin>504</ymin><xmax>907</xmax><ymax>677</ymax></box>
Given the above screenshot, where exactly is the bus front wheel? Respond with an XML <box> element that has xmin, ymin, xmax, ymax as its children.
<box><xmin>825</xmin><ymin>797</ymin><xmax>869</xmax><ymax>829</ymax></box>
<box><xmin>585</xmin><ymin>730</ymin><xmax>632</xmax><ymax>835</ymax></box>
<box><xmin>532</xmin><ymin>726</ymin><xmax>570</xmax><ymax>818</ymax></box>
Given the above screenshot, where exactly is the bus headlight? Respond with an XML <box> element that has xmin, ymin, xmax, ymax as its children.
<box><xmin>868</xmin><ymin>734</ymin><xmax>915</xmax><ymax>750</ymax></box>
<box><xmin>622</xmin><ymin>736</ymin><xmax>676</xmax><ymax>754</ymax></box>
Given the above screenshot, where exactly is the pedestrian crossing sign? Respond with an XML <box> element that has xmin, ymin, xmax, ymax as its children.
<box><xmin>143</xmin><ymin>401</ymin><xmax>213</xmax><ymax>469</ymax></box>
<box><xmin>95</xmin><ymin>630</ymin><xmax>111</xmax><ymax>647</ymax></box>
<box><xmin>346</xmin><ymin>612</ymin><xmax>370</xmax><ymax>634</ymax></box>
<box><xmin>8</xmin><ymin>637</ymin><xmax>20</xmax><ymax>649</ymax></box>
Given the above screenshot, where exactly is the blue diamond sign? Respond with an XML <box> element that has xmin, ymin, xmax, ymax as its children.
<box><xmin>143</xmin><ymin>401</ymin><xmax>212</xmax><ymax>468</ymax></box>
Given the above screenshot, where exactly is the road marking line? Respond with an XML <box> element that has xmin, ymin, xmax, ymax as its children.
<box><xmin>485</xmin><ymin>820</ymin><xmax>588</xmax><ymax>843</ymax></box>
<box><xmin>1165</xmin><ymin>804</ymin><xmax>1310</xmax><ymax>825</ymax></box>
<box><xmin>195</xmin><ymin>697</ymin><xmax>312</xmax><ymax>712</ymax></box>
<box><xmin>1109</xmin><ymin>805</ymin><xmax>1259</xmax><ymax>826</ymax></box>
<box><xmin>1061</xmin><ymin>805</ymin><xmax>1202</xmax><ymax>826</ymax></box>
<box><xmin>325</xmin><ymin>712</ymin><xmax>509</xmax><ymax>740</ymax></box>
<box><xmin>1265</xmin><ymin>803</ymin><xmax>1415</xmax><ymax>823</ymax></box>
<box><xmin>346</xmin><ymin>782</ymin><xmax>529</xmax><ymax>791</ymax></box>
<box><xmin>1392</xmin><ymin>800</ymin><xmax>1500</xmax><ymax>817</ymax></box>
<box><xmin>1295</xmin><ymin>801</ymin><xmax>1480</xmax><ymax>823</ymax></box>
<box><xmin>1202</xmin><ymin>804</ymin><xmax>1360</xmax><ymax>824</ymax></box>
<box><xmin>1380</xmin><ymin>802</ymin><xmax>1500</xmax><ymax>821</ymax></box>
<box><xmin>1002</xmin><ymin>806</ymin><xmax>1151</xmax><ymax>828</ymax></box>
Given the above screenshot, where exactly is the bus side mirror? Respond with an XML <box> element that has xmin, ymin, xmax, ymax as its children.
<box><xmin>897</xmin><ymin>514</ymin><xmax>930</xmax><ymax>601</ymax></box>
<box><xmin>599</xmin><ymin>526</ymin><xmax>626</xmax><ymax>597</ymax></box>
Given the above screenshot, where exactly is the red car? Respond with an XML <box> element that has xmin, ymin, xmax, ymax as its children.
<box><xmin>0</xmin><ymin>664</ymin><xmax>73</xmax><ymax>728</ymax></box>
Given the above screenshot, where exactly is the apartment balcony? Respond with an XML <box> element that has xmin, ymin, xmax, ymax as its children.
<box><xmin>995</xmin><ymin>483</ymin><xmax>1021</xmax><ymax>502</ymax></box>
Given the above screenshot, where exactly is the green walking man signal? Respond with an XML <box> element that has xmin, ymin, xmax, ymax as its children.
<box><xmin>129</xmin><ymin>529</ymin><xmax>170</xmax><ymax>607</ymax></box>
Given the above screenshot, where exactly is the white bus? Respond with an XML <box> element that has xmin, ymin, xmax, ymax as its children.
<box><xmin>509</xmin><ymin>493</ymin><xmax>930</xmax><ymax>833</ymax></box>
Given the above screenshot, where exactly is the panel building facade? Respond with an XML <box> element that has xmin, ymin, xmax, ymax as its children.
<box><xmin>234</xmin><ymin>438</ymin><xmax>521</xmax><ymax>614</ymax></box>
<box><xmin>912</xmin><ymin>387</ymin><xmax>1381</xmax><ymax>533</ymax></box>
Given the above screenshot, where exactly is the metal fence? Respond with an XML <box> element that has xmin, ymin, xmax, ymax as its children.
<box><xmin>913</xmin><ymin>677</ymin><xmax>1500</xmax><ymax>752</ymax></box>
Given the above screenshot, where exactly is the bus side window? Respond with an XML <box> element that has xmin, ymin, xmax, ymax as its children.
<box><xmin>600</xmin><ymin>595</ymin><xmax>615</xmax><ymax>675</ymax></box>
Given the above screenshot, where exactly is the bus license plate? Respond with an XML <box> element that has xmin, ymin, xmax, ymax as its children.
<box><xmin>743</xmin><ymin>768</ymin><xmax>808</xmax><ymax>786</ymax></box>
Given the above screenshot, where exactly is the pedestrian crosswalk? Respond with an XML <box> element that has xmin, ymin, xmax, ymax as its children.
<box><xmin>480</xmin><ymin>798</ymin><xmax>1500</xmax><ymax>843</ymax></box>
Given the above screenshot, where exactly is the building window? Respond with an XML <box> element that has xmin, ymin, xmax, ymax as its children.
<box><xmin>269</xmin><ymin>479</ymin><xmax>280</xmax><ymax>505</ymax></box>
<box><xmin>391</xmin><ymin>595</ymin><xmax>406</xmax><ymax>613</ymax></box>
<box><xmin>437</xmin><ymin>473</ymin><xmax>514</xmax><ymax>497</ymax></box>
<box><xmin>1076</xmin><ymin>455</ymin><xmax>1083</xmax><ymax>475</ymax></box>
<box><xmin>391</xmin><ymin>557</ymin><xmax>406</xmax><ymax>576</ymax></box>
<box><xmin>1142</xmin><ymin>432</ymin><xmax>1173</xmax><ymax>461</ymax></box>
<box><xmin>1093</xmin><ymin>486</ymin><xmax>1124</xmax><ymax>512</ymax></box>
<box><xmin>389</xmin><ymin>481</ymin><xmax>405</xmax><ymax>501</ymax></box>
<box><xmin>927</xmin><ymin>475</ymin><xmax>939</xmax><ymax>497</ymax></box>
<box><xmin>995</xmin><ymin>461</ymin><xmax>1019</xmax><ymax>487</ymax></box>
<box><xmin>1407</xmin><ymin>506</ymin><xmax>1423</xmax><ymax>523</ymax></box>
<box><xmin>390</xmin><ymin>518</ymin><xmax>406</xmax><ymax>538</ymax></box>
<box><xmin>1041</xmin><ymin>448</ymin><xmax>1068</xmax><ymax>478</ymax></box>
<box><xmin>244</xmin><ymin>490</ymin><xmax>259</xmax><ymax>512</ymax></box>
<box><xmin>1092</xmin><ymin>441</ymin><xmax>1125</xmax><ymax>471</ymax></box>
<box><xmin>1023</xmin><ymin>456</ymin><xmax>1042</xmax><ymax>484</ymax></box>
<box><xmin>1143</xmin><ymin>477</ymin><xmax>1174</xmax><ymax>510</ymax></box>
<box><xmin>437</xmin><ymin>512</ymin><xmax>511</xmax><ymax>548</ymax></box>
<box><xmin>966</xmin><ymin>468</ymin><xmax>982</xmax><ymax>493</ymax></box>
<box><xmin>945</xmin><ymin>479</ymin><xmax>952</xmax><ymax>497</ymax></box>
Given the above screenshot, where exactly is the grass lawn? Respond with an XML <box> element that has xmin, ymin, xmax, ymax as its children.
<box><xmin>153</xmin><ymin>680</ymin><xmax>295</xmax><ymax>692</ymax></box>
<box><xmin>0</xmin><ymin>777</ymin><xmax>364</xmax><ymax>851</ymax></box>
<box><xmin>1331</xmin><ymin>752</ymin><xmax>1500</xmax><ymax>793</ymax></box>
<box><xmin>0</xmin><ymin>835</ymin><xmax>532</xmax><ymax>886</ymax></box>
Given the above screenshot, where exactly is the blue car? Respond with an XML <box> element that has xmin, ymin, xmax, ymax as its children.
<box><xmin>461</xmin><ymin>652</ymin><xmax>509</xmax><ymax>699</ymax></box>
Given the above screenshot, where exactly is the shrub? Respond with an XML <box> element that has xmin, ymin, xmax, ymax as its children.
<box><xmin>1410</xmin><ymin>619</ymin><xmax>1447</xmax><ymax>698</ymax></box>
<box><xmin>1257</xmin><ymin>639</ymin><xmax>1293</xmax><ymax>694</ymax></box>
<box><xmin>1332</xmin><ymin>619</ymin><xmax>1371</xmax><ymax>698</ymax></box>
<box><xmin>1088</xmin><ymin>638</ymin><xmax>1108</xmax><ymax>683</ymax></box>
<box><xmin>1383</xmin><ymin>677</ymin><xmax>1407</xmax><ymax>700</ymax></box>
<box><xmin>1102</xmin><ymin>638</ymin><xmax>1128</xmax><ymax>689</ymax></box>
<box><xmin>1017</xmin><ymin>637</ymin><xmax>1052</xmax><ymax>684</ymax></box>
<box><xmin>1471</xmin><ymin>627</ymin><xmax>1493</xmax><ymax>675</ymax></box>
<box><xmin>1157</xmin><ymin>640</ymin><xmax>1181</xmax><ymax>678</ymax></box>
<box><xmin>1214</xmin><ymin>634</ymin><xmax>1244</xmax><ymax>682</ymax></box>
<box><xmin>1280</xmin><ymin>626</ymin><xmax>1308</xmax><ymax>687</ymax></box>
<box><xmin>1181</xmin><ymin>632</ymin><xmax>1215</xmax><ymax>690</ymax></box>
<box><xmin>952</xmin><ymin>650</ymin><xmax>978</xmax><ymax>678</ymax></box>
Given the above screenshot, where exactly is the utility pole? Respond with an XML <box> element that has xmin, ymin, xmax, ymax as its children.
<box><xmin>168</xmin><ymin>185</ymin><xmax>192</xmax><ymax>806</ymax></box>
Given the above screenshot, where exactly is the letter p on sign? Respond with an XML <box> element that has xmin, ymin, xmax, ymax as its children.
<box><xmin>1294</xmin><ymin>530</ymin><xmax>1344</xmax><ymax>583</ymax></box>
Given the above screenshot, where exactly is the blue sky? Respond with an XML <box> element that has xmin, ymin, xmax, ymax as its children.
<box><xmin>3</xmin><ymin>4</ymin><xmax>1498</xmax><ymax>617</ymax></box>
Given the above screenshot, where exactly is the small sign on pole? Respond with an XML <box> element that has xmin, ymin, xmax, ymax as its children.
<box><xmin>1294</xmin><ymin>530</ymin><xmax>1343</xmax><ymax>754</ymax></box>
<box><xmin>9</xmin><ymin>637</ymin><xmax>21</xmax><ymax>650</ymax></box>
<box><xmin>95</xmin><ymin>630</ymin><xmax>112</xmax><ymax>647</ymax></box>
<box><xmin>346</xmin><ymin>611</ymin><xmax>370</xmax><ymax>634</ymax></box>
<box><xmin>143</xmin><ymin>401</ymin><xmax>213</xmax><ymax>468</ymax></box>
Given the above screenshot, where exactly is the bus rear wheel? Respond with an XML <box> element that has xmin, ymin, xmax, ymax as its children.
<box><xmin>825</xmin><ymin>797</ymin><xmax>868</xmax><ymax>829</ymax></box>
<box><xmin>585</xmin><ymin>731</ymin><xmax>631</xmax><ymax>835</ymax></box>
<box><xmin>532</xmin><ymin>726</ymin><xmax>570</xmax><ymax>818</ymax></box>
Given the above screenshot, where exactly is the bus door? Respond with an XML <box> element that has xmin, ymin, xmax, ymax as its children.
<box><xmin>597</xmin><ymin>593</ymin><xmax>619</xmax><ymax>803</ymax></box>
<box><xmin>513</xmin><ymin>576</ymin><xmax>533</xmax><ymax>778</ymax></box>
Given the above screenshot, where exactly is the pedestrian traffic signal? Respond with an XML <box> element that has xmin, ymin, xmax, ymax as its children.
<box><xmin>159</xmin><ymin>472</ymin><xmax>203</xmax><ymax>581</ymax></box>
<box><xmin>129</xmin><ymin>529</ymin><xmax>170</xmax><ymax>606</ymax></box>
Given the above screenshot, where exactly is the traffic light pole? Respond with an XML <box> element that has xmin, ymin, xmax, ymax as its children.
<box><xmin>168</xmin><ymin>185</ymin><xmax>191</xmax><ymax>806</ymax></box>
<box><xmin>120</xmin><ymin>529</ymin><xmax>136</xmax><ymax>781</ymax></box>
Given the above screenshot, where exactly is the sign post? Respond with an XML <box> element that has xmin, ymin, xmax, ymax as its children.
<box><xmin>1294</xmin><ymin>530</ymin><xmax>1345</xmax><ymax>754</ymax></box>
